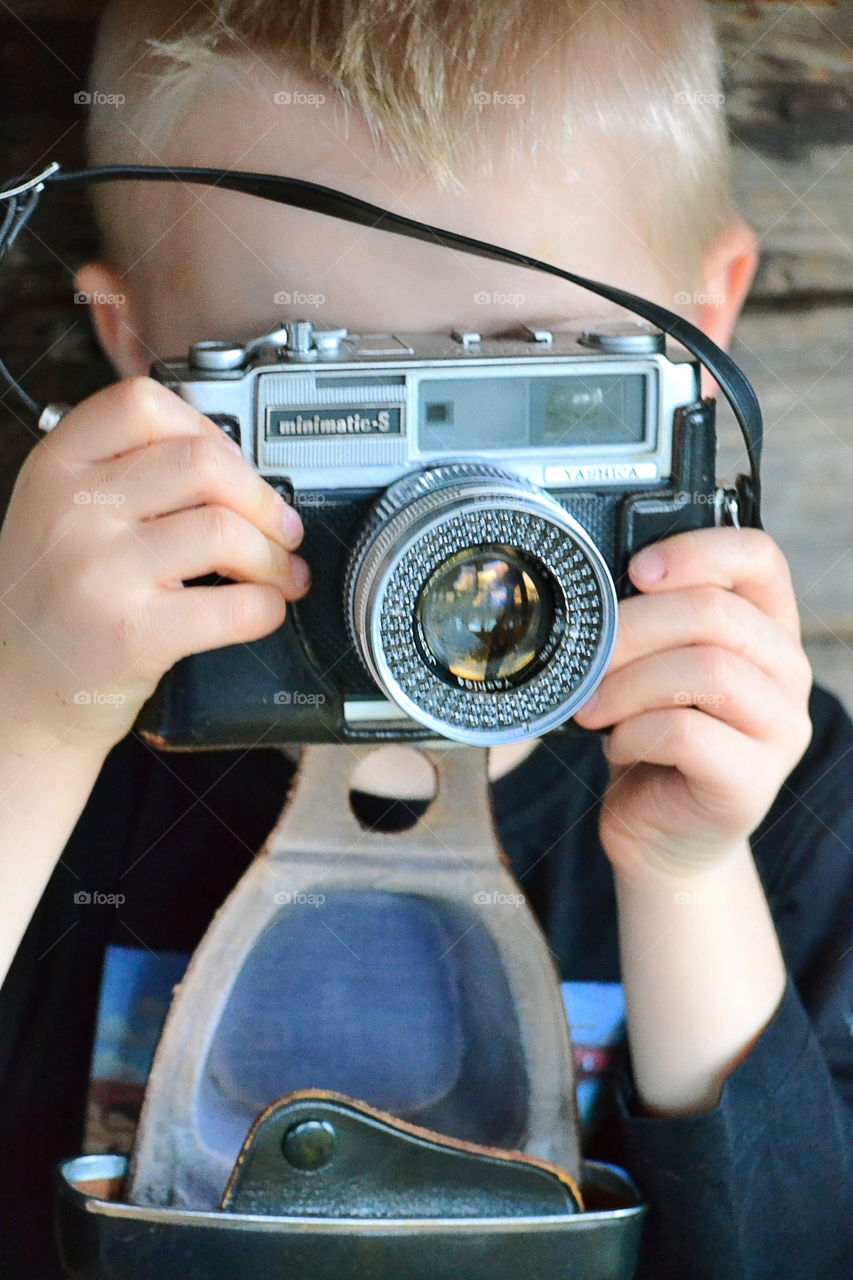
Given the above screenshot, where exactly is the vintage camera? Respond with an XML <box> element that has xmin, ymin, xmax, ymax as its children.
<box><xmin>137</xmin><ymin>319</ymin><xmax>720</xmax><ymax>749</ymax></box>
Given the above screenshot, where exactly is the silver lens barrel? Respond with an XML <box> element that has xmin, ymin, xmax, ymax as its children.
<box><xmin>346</xmin><ymin>462</ymin><xmax>618</xmax><ymax>745</ymax></box>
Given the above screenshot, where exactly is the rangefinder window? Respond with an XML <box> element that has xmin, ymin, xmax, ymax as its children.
<box><xmin>532</xmin><ymin>373</ymin><xmax>647</xmax><ymax>447</ymax></box>
<box><xmin>418</xmin><ymin>373</ymin><xmax>648</xmax><ymax>452</ymax></box>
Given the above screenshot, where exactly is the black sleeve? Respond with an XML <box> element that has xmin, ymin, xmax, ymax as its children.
<box><xmin>610</xmin><ymin>684</ymin><xmax>853</xmax><ymax>1280</ymax></box>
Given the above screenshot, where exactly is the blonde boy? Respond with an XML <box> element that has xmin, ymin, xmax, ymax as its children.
<box><xmin>0</xmin><ymin>3</ymin><xmax>850</xmax><ymax>1278</ymax></box>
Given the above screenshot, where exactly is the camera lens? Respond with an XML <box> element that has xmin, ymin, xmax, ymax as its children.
<box><xmin>347</xmin><ymin>460</ymin><xmax>618</xmax><ymax>745</ymax></box>
<box><xmin>416</xmin><ymin>545</ymin><xmax>554</xmax><ymax>687</ymax></box>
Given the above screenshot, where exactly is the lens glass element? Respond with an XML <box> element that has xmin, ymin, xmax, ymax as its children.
<box><xmin>416</xmin><ymin>545</ymin><xmax>555</xmax><ymax>687</ymax></box>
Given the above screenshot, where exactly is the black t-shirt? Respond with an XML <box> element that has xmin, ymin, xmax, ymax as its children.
<box><xmin>1</xmin><ymin>683</ymin><xmax>852</xmax><ymax>1279</ymax></box>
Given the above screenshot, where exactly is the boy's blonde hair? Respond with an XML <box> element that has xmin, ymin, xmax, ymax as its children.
<box><xmin>87</xmin><ymin>0</ymin><xmax>735</xmax><ymax>284</ymax></box>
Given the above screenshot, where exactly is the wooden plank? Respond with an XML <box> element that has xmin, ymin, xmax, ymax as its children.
<box><xmin>714</xmin><ymin>2</ymin><xmax>853</xmax><ymax>300</ymax></box>
<box><xmin>733</xmin><ymin>145</ymin><xmax>853</xmax><ymax>300</ymax></box>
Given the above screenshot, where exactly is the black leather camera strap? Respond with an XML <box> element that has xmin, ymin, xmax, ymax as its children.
<box><xmin>0</xmin><ymin>161</ymin><xmax>763</xmax><ymax>526</ymax></box>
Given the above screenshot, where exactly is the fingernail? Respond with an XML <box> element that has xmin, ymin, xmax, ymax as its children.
<box><xmin>630</xmin><ymin>548</ymin><xmax>666</xmax><ymax>582</ymax></box>
<box><xmin>280</xmin><ymin>500</ymin><xmax>303</xmax><ymax>544</ymax></box>
<box><xmin>291</xmin><ymin>555</ymin><xmax>311</xmax><ymax>590</ymax></box>
<box><xmin>223</xmin><ymin>436</ymin><xmax>242</xmax><ymax>455</ymax></box>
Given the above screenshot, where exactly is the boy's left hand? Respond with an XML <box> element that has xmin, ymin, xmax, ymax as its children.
<box><xmin>572</xmin><ymin>526</ymin><xmax>814</xmax><ymax>880</ymax></box>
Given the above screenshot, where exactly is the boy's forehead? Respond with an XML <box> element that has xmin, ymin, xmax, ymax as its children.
<box><xmin>119</xmin><ymin>66</ymin><xmax>658</xmax><ymax>354</ymax></box>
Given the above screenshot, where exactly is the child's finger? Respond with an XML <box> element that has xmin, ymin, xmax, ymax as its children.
<box><xmin>157</xmin><ymin>582</ymin><xmax>290</xmax><ymax>660</ymax></box>
<box><xmin>601</xmin><ymin>706</ymin><xmax>763</xmax><ymax>813</ymax></box>
<box><xmin>607</xmin><ymin>584</ymin><xmax>812</xmax><ymax>692</ymax></box>
<box><xmin>129</xmin><ymin>505</ymin><xmax>311</xmax><ymax>599</ymax></box>
<box><xmin>627</xmin><ymin>527</ymin><xmax>801</xmax><ymax>638</ymax></box>
<box><xmin>574</xmin><ymin>644</ymin><xmax>805</xmax><ymax>742</ymax></box>
<box><xmin>45</xmin><ymin>376</ymin><xmax>227</xmax><ymax>464</ymax></box>
<box><xmin>93</xmin><ymin>434</ymin><xmax>303</xmax><ymax>550</ymax></box>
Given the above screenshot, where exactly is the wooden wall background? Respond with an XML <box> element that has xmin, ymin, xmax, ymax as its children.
<box><xmin>716</xmin><ymin>2</ymin><xmax>853</xmax><ymax>712</ymax></box>
<box><xmin>0</xmin><ymin>1</ymin><xmax>850</xmax><ymax>709</ymax></box>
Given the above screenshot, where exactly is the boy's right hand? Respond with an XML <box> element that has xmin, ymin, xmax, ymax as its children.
<box><xmin>0</xmin><ymin>376</ymin><xmax>310</xmax><ymax>756</ymax></box>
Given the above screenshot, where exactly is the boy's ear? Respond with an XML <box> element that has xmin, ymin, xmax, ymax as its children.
<box><xmin>695</xmin><ymin>218</ymin><xmax>759</xmax><ymax>352</ymax></box>
<box><xmin>74</xmin><ymin>262</ymin><xmax>150</xmax><ymax>378</ymax></box>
